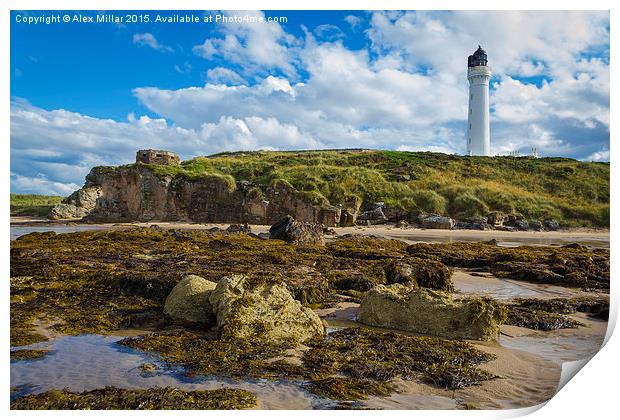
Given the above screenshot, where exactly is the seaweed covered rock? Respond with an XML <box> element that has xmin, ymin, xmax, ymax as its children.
<box><xmin>163</xmin><ymin>275</ymin><xmax>217</xmax><ymax>324</ymax></box>
<box><xmin>269</xmin><ymin>215</ymin><xmax>325</xmax><ymax>246</ymax></box>
<box><xmin>358</xmin><ymin>285</ymin><xmax>505</xmax><ymax>340</ymax></box>
<box><xmin>209</xmin><ymin>274</ymin><xmax>325</xmax><ymax>344</ymax></box>
<box><xmin>10</xmin><ymin>386</ymin><xmax>256</xmax><ymax>410</ymax></box>
<box><xmin>505</xmin><ymin>306</ymin><xmax>582</xmax><ymax>331</ymax></box>
<box><xmin>384</xmin><ymin>258</ymin><xmax>453</xmax><ymax>291</ymax></box>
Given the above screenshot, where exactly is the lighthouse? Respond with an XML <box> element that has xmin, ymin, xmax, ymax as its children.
<box><xmin>466</xmin><ymin>46</ymin><xmax>491</xmax><ymax>156</ymax></box>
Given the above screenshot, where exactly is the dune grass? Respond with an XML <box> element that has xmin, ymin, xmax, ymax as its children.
<box><xmin>10</xmin><ymin>194</ymin><xmax>63</xmax><ymax>217</ymax></box>
<box><xmin>141</xmin><ymin>150</ymin><xmax>608</xmax><ymax>227</ymax></box>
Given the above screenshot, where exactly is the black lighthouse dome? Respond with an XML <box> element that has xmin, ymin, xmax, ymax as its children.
<box><xmin>468</xmin><ymin>45</ymin><xmax>488</xmax><ymax>67</ymax></box>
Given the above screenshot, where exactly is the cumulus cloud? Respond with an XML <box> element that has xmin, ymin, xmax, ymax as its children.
<box><xmin>192</xmin><ymin>10</ymin><xmax>298</xmax><ymax>78</ymax></box>
<box><xmin>204</xmin><ymin>67</ymin><xmax>247</xmax><ymax>85</ymax></box>
<box><xmin>133</xmin><ymin>32</ymin><xmax>174</xmax><ymax>52</ymax></box>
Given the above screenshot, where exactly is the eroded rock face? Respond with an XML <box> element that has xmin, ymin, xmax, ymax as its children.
<box><xmin>209</xmin><ymin>274</ymin><xmax>325</xmax><ymax>344</ymax></box>
<box><xmin>53</xmin><ymin>164</ymin><xmax>343</xmax><ymax>226</ymax></box>
<box><xmin>163</xmin><ymin>275</ymin><xmax>217</xmax><ymax>324</ymax></box>
<box><xmin>48</xmin><ymin>186</ymin><xmax>102</xmax><ymax>220</ymax></box>
<box><xmin>269</xmin><ymin>216</ymin><xmax>325</xmax><ymax>246</ymax></box>
<box><xmin>358</xmin><ymin>285</ymin><xmax>506</xmax><ymax>341</ymax></box>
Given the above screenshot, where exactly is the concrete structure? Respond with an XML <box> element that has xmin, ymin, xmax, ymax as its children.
<box><xmin>466</xmin><ymin>46</ymin><xmax>491</xmax><ymax>156</ymax></box>
<box><xmin>136</xmin><ymin>149</ymin><xmax>180</xmax><ymax>165</ymax></box>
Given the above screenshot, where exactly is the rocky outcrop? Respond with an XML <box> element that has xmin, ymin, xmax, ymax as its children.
<box><xmin>209</xmin><ymin>274</ymin><xmax>325</xmax><ymax>344</ymax></box>
<box><xmin>163</xmin><ymin>275</ymin><xmax>217</xmax><ymax>324</ymax></box>
<box><xmin>418</xmin><ymin>214</ymin><xmax>455</xmax><ymax>230</ymax></box>
<box><xmin>53</xmin><ymin>164</ymin><xmax>344</xmax><ymax>226</ymax></box>
<box><xmin>48</xmin><ymin>186</ymin><xmax>102</xmax><ymax>220</ymax></box>
<box><xmin>269</xmin><ymin>216</ymin><xmax>325</xmax><ymax>246</ymax></box>
<box><xmin>358</xmin><ymin>285</ymin><xmax>506</xmax><ymax>341</ymax></box>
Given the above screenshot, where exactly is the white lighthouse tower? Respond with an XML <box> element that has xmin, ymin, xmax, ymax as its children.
<box><xmin>466</xmin><ymin>46</ymin><xmax>491</xmax><ymax>156</ymax></box>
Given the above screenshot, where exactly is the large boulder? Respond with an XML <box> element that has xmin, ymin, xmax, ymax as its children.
<box><xmin>269</xmin><ymin>215</ymin><xmax>325</xmax><ymax>246</ymax></box>
<box><xmin>209</xmin><ymin>274</ymin><xmax>325</xmax><ymax>344</ymax></box>
<box><xmin>48</xmin><ymin>186</ymin><xmax>102</xmax><ymax>220</ymax></box>
<box><xmin>163</xmin><ymin>275</ymin><xmax>217</xmax><ymax>324</ymax></box>
<box><xmin>418</xmin><ymin>214</ymin><xmax>455</xmax><ymax>230</ymax></box>
<box><xmin>358</xmin><ymin>285</ymin><xmax>506</xmax><ymax>341</ymax></box>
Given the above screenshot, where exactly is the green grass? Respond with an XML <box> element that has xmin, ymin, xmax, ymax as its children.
<box><xmin>16</xmin><ymin>150</ymin><xmax>609</xmax><ymax>226</ymax></box>
<box><xmin>137</xmin><ymin>150</ymin><xmax>609</xmax><ymax>227</ymax></box>
<box><xmin>10</xmin><ymin>194</ymin><xmax>63</xmax><ymax>217</ymax></box>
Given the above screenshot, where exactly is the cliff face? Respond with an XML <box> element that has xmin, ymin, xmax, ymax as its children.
<box><xmin>51</xmin><ymin>164</ymin><xmax>346</xmax><ymax>226</ymax></box>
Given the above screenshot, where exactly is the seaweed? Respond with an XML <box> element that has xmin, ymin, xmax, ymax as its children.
<box><xmin>10</xmin><ymin>349</ymin><xmax>51</xmax><ymax>361</ymax></box>
<box><xmin>512</xmin><ymin>296</ymin><xmax>609</xmax><ymax>320</ymax></box>
<box><xmin>303</xmin><ymin>328</ymin><xmax>496</xmax><ymax>397</ymax></box>
<box><xmin>117</xmin><ymin>331</ymin><xmax>302</xmax><ymax>380</ymax></box>
<box><xmin>406</xmin><ymin>241</ymin><xmax>609</xmax><ymax>290</ymax></box>
<box><xmin>10</xmin><ymin>386</ymin><xmax>256</xmax><ymax>410</ymax></box>
<box><xmin>505</xmin><ymin>306</ymin><xmax>583</xmax><ymax>331</ymax></box>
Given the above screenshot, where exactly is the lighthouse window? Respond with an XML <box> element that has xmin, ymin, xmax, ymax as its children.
<box><xmin>469</xmin><ymin>108</ymin><xmax>472</xmax><ymax>115</ymax></box>
<box><xmin>470</xmin><ymin>94</ymin><xmax>473</xmax><ymax>100</ymax></box>
<box><xmin>469</xmin><ymin>123</ymin><xmax>471</xmax><ymax>129</ymax></box>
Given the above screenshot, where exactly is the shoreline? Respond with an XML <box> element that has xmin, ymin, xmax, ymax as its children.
<box><xmin>10</xmin><ymin>217</ymin><xmax>610</xmax><ymax>247</ymax></box>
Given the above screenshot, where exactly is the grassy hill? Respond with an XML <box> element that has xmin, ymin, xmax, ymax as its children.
<box><xmin>142</xmin><ymin>150</ymin><xmax>609</xmax><ymax>228</ymax></box>
<box><xmin>10</xmin><ymin>194</ymin><xmax>63</xmax><ymax>217</ymax></box>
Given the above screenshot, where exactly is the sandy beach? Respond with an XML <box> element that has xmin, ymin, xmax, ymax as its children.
<box><xmin>10</xmin><ymin>217</ymin><xmax>610</xmax><ymax>248</ymax></box>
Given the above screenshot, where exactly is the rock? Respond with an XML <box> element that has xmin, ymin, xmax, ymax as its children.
<box><xmin>544</xmin><ymin>219</ymin><xmax>560</xmax><ymax>231</ymax></box>
<box><xmin>209</xmin><ymin>274</ymin><xmax>325</xmax><ymax>344</ymax></box>
<box><xmin>172</xmin><ymin>230</ymin><xmax>193</xmax><ymax>241</ymax></box>
<box><xmin>418</xmin><ymin>214</ymin><xmax>455</xmax><ymax>230</ymax></box>
<box><xmin>269</xmin><ymin>215</ymin><xmax>325</xmax><ymax>246</ymax></box>
<box><xmin>528</xmin><ymin>220</ymin><xmax>543</xmax><ymax>231</ymax></box>
<box><xmin>454</xmin><ymin>220</ymin><xmax>490</xmax><ymax>230</ymax></box>
<box><xmin>48</xmin><ymin>186</ymin><xmax>102</xmax><ymax>220</ymax></box>
<box><xmin>163</xmin><ymin>275</ymin><xmax>217</xmax><ymax>324</ymax></box>
<box><xmin>486</xmin><ymin>211</ymin><xmax>507</xmax><ymax>226</ymax></box>
<box><xmin>358</xmin><ymin>285</ymin><xmax>505</xmax><ymax>341</ymax></box>
<box><xmin>357</xmin><ymin>203</ymin><xmax>388</xmax><ymax>225</ymax></box>
<box><xmin>339</xmin><ymin>210</ymin><xmax>357</xmax><ymax>227</ymax></box>
<box><xmin>395</xmin><ymin>220</ymin><xmax>409</xmax><ymax>228</ymax></box>
<box><xmin>384</xmin><ymin>258</ymin><xmax>453</xmax><ymax>291</ymax></box>
<box><xmin>226</xmin><ymin>223</ymin><xmax>251</xmax><ymax>234</ymax></box>
<box><xmin>513</xmin><ymin>220</ymin><xmax>529</xmax><ymax>231</ymax></box>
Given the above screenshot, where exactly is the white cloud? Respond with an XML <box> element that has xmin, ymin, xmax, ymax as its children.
<box><xmin>204</xmin><ymin>67</ymin><xmax>247</xmax><ymax>85</ymax></box>
<box><xmin>344</xmin><ymin>15</ymin><xmax>362</xmax><ymax>30</ymax></box>
<box><xmin>174</xmin><ymin>62</ymin><xmax>192</xmax><ymax>74</ymax></box>
<box><xmin>192</xmin><ymin>11</ymin><xmax>298</xmax><ymax>78</ymax></box>
<box><xmin>133</xmin><ymin>32</ymin><xmax>174</xmax><ymax>53</ymax></box>
<box><xmin>585</xmin><ymin>149</ymin><xmax>610</xmax><ymax>162</ymax></box>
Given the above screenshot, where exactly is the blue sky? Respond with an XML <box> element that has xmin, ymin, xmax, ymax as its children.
<box><xmin>10</xmin><ymin>10</ymin><xmax>610</xmax><ymax>195</ymax></box>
